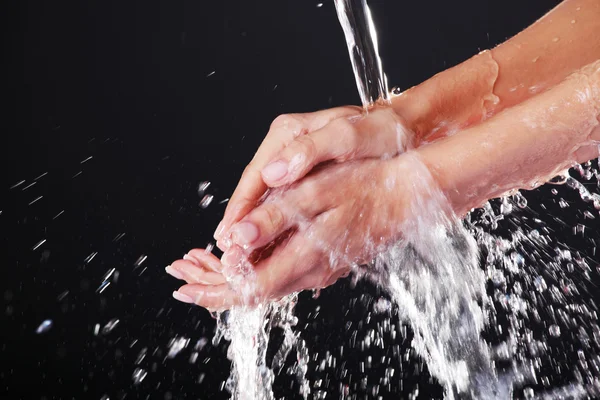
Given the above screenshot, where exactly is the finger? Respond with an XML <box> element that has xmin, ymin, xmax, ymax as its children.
<box><xmin>185</xmin><ymin>249</ymin><xmax>223</xmax><ymax>272</ymax></box>
<box><xmin>167</xmin><ymin>259</ymin><xmax>226</xmax><ymax>285</ymax></box>
<box><xmin>252</xmin><ymin>232</ymin><xmax>323</xmax><ymax>300</ymax></box>
<box><xmin>222</xmin><ymin>202</ymin><xmax>293</xmax><ymax>258</ymax></box>
<box><xmin>217</xmin><ymin>108</ymin><xmax>361</xmax><ymax>241</ymax></box>
<box><xmin>261</xmin><ymin>108</ymin><xmax>413</xmax><ymax>187</ymax></box>
<box><xmin>216</xmin><ymin>114</ymin><xmax>306</xmax><ymax>241</ymax></box>
<box><xmin>179</xmin><ymin>229</ymin><xmax>330</xmax><ymax>310</ymax></box>
<box><xmin>225</xmin><ymin>183</ymin><xmax>329</xmax><ymax>252</ymax></box>
<box><xmin>174</xmin><ymin>283</ymin><xmax>241</xmax><ymax>311</ymax></box>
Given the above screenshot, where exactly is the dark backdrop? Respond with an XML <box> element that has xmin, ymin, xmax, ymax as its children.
<box><xmin>1</xmin><ymin>0</ymin><xmax>565</xmax><ymax>399</ymax></box>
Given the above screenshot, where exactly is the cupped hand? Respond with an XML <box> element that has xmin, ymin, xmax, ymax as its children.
<box><xmin>214</xmin><ymin>106</ymin><xmax>413</xmax><ymax>249</ymax></box>
<box><xmin>170</xmin><ymin>155</ymin><xmax>422</xmax><ymax>310</ymax></box>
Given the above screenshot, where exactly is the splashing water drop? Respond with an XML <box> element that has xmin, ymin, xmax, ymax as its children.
<box><xmin>102</xmin><ymin>319</ymin><xmax>120</xmax><ymax>335</ymax></box>
<box><xmin>132</xmin><ymin>368</ymin><xmax>147</xmax><ymax>385</ymax></box>
<box><xmin>134</xmin><ymin>255</ymin><xmax>147</xmax><ymax>267</ymax></box>
<box><xmin>200</xmin><ymin>194</ymin><xmax>214</xmax><ymax>208</ymax></box>
<box><xmin>549</xmin><ymin>325</ymin><xmax>561</xmax><ymax>337</ymax></box>
<box><xmin>36</xmin><ymin>319</ymin><xmax>53</xmax><ymax>334</ymax></box>
<box><xmin>197</xmin><ymin>181</ymin><xmax>211</xmax><ymax>197</ymax></box>
<box><xmin>167</xmin><ymin>337</ymin><xmax>189</xmax><ymax>359</ymax></box>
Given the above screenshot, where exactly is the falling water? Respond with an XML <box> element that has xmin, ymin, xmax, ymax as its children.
<box><xmin>334</xmin><ymin>0</ymin><xmax>390</xmax><ymax>109</ymax></box>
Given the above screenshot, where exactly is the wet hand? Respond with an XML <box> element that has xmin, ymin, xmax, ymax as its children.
<box><xmin>172</xmin><ymin>156</ymin><xmax>418</xmax><ymax>310</ymax></box>
<box><xmin>214</xmin><ymin>107</ymin><xmax>413</xmax><ymax>249</ymax></box>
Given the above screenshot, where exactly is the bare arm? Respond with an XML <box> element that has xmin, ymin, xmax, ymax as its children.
<box><xmin>415</xmin><ymin>60</ymin><xmax>600</xmax><ymax>216</ymax></box>
<box><xmin>393</xmin><ymin>0</ymin><xmax>600</xmax><ymax>140</ymax></box>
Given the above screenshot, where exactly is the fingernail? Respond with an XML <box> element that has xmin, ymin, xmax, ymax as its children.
<box><xmin>165</xmin><ymin>265</ymin><xmax>184</xmax><ymax>280</ymax></box>
<box><xmin>216</xmin><ymin>239</ymin><xmax>229</xmax><ymax>252</ymax></box>
<box><xmin>222</xmin><ymin>247</ymin><xmax>243</xmax><ymax>267</ymax></box>
<box><xmin>214</xmin><ymin>220</ymin><xmax>225</xmax><ymax>240</ymax></box>
<box><xmin>172</xmin><ymin>291</ymin><xmax>194</xmax><ymax>304</ymax></box>
<box><xmin>183</xmin><ymin>253</ymin><xmax>196</xmax><ymax>263</ymax></box>
<box><xmin>230</xmin><ymin>222</ymin><xmax>259</xmax><ymax>246</ymax></box>
<box><xmin>262</xmin><ymin>160</ymin><xmax>288</xmax><ymax>182</ymax></box>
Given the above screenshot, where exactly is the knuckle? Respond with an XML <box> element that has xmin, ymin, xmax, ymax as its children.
<box><xmin>260</xmin><ymin>204</ymin><xmax>285</xmax><ymax>233</ymax></box>
<box><xmin>298</xmin><ymin>180</ymin><xmax>320</xmax><ymax>203</ymax></box>
<box><xmin>295</xmin><ymin>134</ymin><xmax>318</xmax><ymax>164</ymax></box>
<box><xmin>331</xmin><ymin>118</ymin><xmax>361</xmax><ymax>161</ymax></box>
<box><xmin>270</xmin><ymin>113</ymin><xmax>302</xmax><ymax>131</ymax></box>
<box><xmin>241</xmin><ymin>164</ymin><xmax>261</xmax><ymax>181</ymax></box>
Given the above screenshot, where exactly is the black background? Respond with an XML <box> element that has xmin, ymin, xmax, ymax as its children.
<box><xmin>1</xmin><ymin>0</ymin><xmax>582</xmax><ymax>399</ymax></box>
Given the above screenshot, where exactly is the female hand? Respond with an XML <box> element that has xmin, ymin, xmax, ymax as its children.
<box><xmin>169</xmin><ymin>59</ymin><xmax>600</xmax><ymax>310</ymax></box>
<box><xmin>214</xmin><ymin>106</ymin><xmax>413</xmax><ymax>249</ymax></box>
<box><xmin>215</xmin><ymin>0</ymin><xmax>600</xmax><ymax>245</ymax></box>
<box><xmin>171</xmin><ymin>155</ymin><xmax>425</xmax><ymax>310</ymax></box>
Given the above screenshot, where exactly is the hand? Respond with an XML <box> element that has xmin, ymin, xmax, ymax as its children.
<box><xmin>168</xmin><ymin>59</ymin><xmax>600</xmax><ymax>310</ymax></box>
<box><xmin>171</xmin><ymin>155</ymin><xmax>423</xmax><ymax>310</ymax></box>
<box><xmin>214</xmin><ymin>107</ymin><xmax>413</xmax><ymax>249</ymax></box>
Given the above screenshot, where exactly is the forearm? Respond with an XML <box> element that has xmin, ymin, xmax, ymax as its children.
<box><xmin>392</xmin><ymin>0</ymin><xmax>600</xmax><ymax>141</ymax></box>
<box><xmin>413</xmin><ymin>60</ymin><xmax>600</xmax><ymax>216</ymax></box>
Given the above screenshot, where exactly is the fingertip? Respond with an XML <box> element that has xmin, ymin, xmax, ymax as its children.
<box><xmin>221</xmin><ymin>245</ymin><xmax>244</xmax><ymax>268</ymax></box>
<box><xmin>230</xmin><ymin>221</ymin><xmax>260</xmax><ymax>248</ymax></box>
<box><xmin>186</xmin><ymin>249</ymin><xmax>223</xmax><ymax>272</ymax></box>
<box><xmin>165</xmin><ymin>265</ymin><xmax>184</xmax><ymax>280</ymax></box>
<box><xmin>178</xmin><ymin>284</ymin><xmax>238</xmax><ymax>310</ymax></box>
<box><xmin>172</xmin><ymin>290</ymin><xmax>194</xmax><ymax>304</ymax></box>
<box><xmin>213</xmin><ymin>220</ymin><xmax>225</xmax><ymax>241</ymax></box>
<box><xmin>261</xmin><ymin>160</ymin><xmax>289</xmax><ymax>185</ymax></box>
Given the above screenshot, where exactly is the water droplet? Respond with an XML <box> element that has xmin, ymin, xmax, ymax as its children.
<box><xmin>57</xmin><ymin>290</ymin><xmax>69</xmax><ymax>301</ymax></box>
<box><xmin>559</xmin><ymin>199</ymin><xmax>569</xmax><ymax>208</ymax></box>
<box><xmin>135</xmin><ymin>347</ymin><xmax>147</xmax><ymax>364</ymax></box>
<box><xmin>373</xmin><ymin>298</ymin><xmax>392</xmax><ymax>314</ymax></box>
<box><xmin>36</xmin><ymin>319</ymin><xmax>53</xmax><ymax>334</ymax></box>
<box><xmin>200</xmin><ymin>194</ymin><xmax>214</xmax><ymax>208</ymax></box>
<box><xmin>32</xmin><ymin>239</ymin><xmax>46</xmax><ymax>251</ymax></box>
<box><xmin>134</xmin><ymin>255</ymin><xmax>147</xmax><ymax>266</ymax></box>
<box><xmin>194</xmin><ymin>337</ymin><xmax>208</xmax><ymax>351</ymax></box>
<box><xmin>513</xmin><ymin>192</ymin><xmax>528</xmax><ymax>208</ymax></box>
<box><xmin>549</xmin><ymin>324</ymin><xmax>561</xmax><ymax>337</ymax></box>
<box><xmin>102</xmin><ymin>319</ymin><xmax>120</xmax><ymax>335</ymax></box>
<box><xmin>197</xmin><ymin>181</ymin><xmax>211</xmax><ymax>197</ymax></box>
<box><xmin>132</xmin><ymin>368</ymin><xmax>147</xmax><ymax>385</ymax></box>
<box><xmin>534</xmin><ymin>276</ymin><xmax>547</xmax><ymax>292</ymax></box>
<box><xmin>167</xmin><ymin>336</ymin><xmax>190</xmax><ymax>358</ymax></box>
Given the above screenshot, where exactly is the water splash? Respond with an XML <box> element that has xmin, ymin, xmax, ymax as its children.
<box><xmin>215</xmin><ymin>294</ymin><xmax>308</xmax><ymax>400</ymax></box>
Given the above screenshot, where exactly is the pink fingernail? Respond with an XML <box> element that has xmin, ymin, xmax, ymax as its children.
<box><xmin>172</xmin><ymin>291</ymin><xmax>194</xmax><ymax>304</ymax></box>
<box><xmin>216</xmin><ymin>239</ymin><xmax>229</xmax><ymax>252</ymax></box>
<box><xmin>231</xmin><ymin>222</ymin><xmax>259</xmax><ymax>246</ymax></box>
<box><xmin>183</xmin><ymin>254</ymin><xmax>197</xmax><ymax>263</ymax></box>
<box><xmin>222</xmin><ymin>247</ymin><xmax>243</xmax><ymax>267</ymax></box>
<box><xmin>214</xmin><ymin>220</ymin><xmax>225</xmax><ymax>240</ymax></box>
<box><xmin>165</xmin><ymin>265</ymin><xmax>184</xmax><ymax>280</ymax></box>
<box><xmin>262</xmin><ymin>160</ymin><xmax>288</xmax><ymax>182</ymax></box>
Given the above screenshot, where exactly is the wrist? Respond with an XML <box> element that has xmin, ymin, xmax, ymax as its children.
<box><xmin>390</xmin><ymin>51</ymin><xmax>500</xmax><ymax>142</ymax></box>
